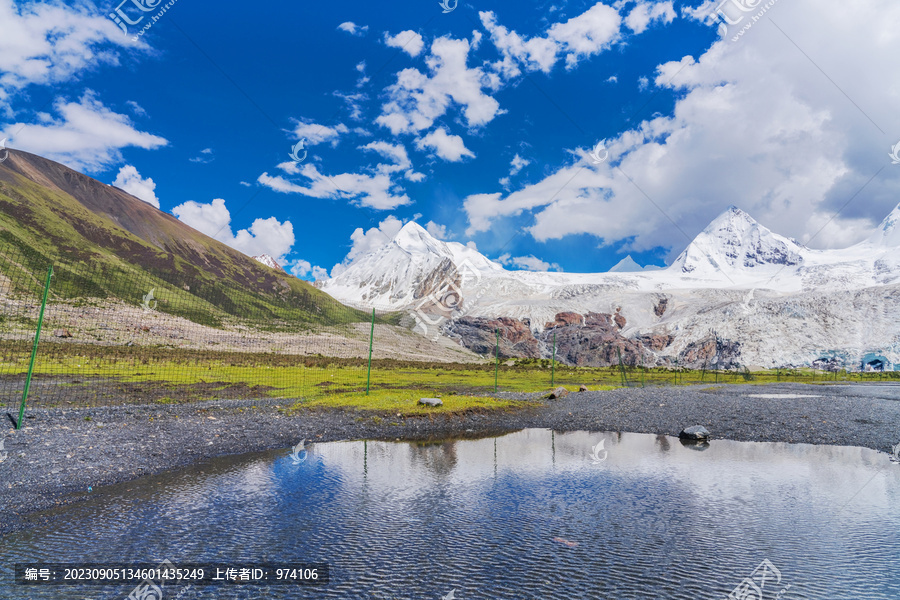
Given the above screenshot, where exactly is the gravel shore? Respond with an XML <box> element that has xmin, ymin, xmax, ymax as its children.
<box><xmin>2</xmin><ymin>382</ymin><xmax>898</xmax><ymax>535</ymax></box>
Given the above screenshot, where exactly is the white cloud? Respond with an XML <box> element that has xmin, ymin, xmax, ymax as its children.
<box><xmin>416</xmin><ymin>128</ymin><xmax>474</xmax><ymax>161</ymax></box>
<box><xmin>338</xmin><ymin>22</ymin><xmax>368</xmax><ymax>36</ymax></box>
<box><xmin>624</xmin><ymin>2</ymin><xmax>677</xmax><ymax>34</ymax></box>
<box><xmin>292</xmin><ymin>119</ymin><xmax>349</xmax><ymax>146</ymax></box>
<box><xmin>334</xmin><ymin>91</ymin><xmax>367</xmax><ymax>121</ymax></box>
<box><xmin>465</xmin><ymin>0</ymin><xmax>900</xmax><ymax>254</ymax></box>
<box><xmin>262</xmin><ymin>139</ymin><xmax>420</xmax><ymax>209</ymax></box>
<box><xmin>172</xmin><ymin>198</ymin><xmax>295</xmax><ymax>261</ymax></box>
<box><xmin>111</xmin><ymin>165</ymin><xmax>159</xmax><ymax>208</ymax></box>
<box><xmin>479</xmin><ymin>3</ymin><xmax>623</xmax><ymax>76</ymax></box>
<box><xmin>126</xmin><ymin>101</ymin><xmax>147</xmax><ymax>117</ymax></box>
<box><xmin>0</xmin><ymin>0</ymin><xmax>134</xmax><ymax>101</ymax></box>
<box><xmin>291</xmin><ymin>259</ymin><xmax>312</xmax><ymax>277</ymax></box>
<box><xmin>1</xmin><ymin>92</ymin><xmax>167</xmax><ymax>172</ymax></box>
<box><xmin>510</xmin><ymin>154</ymin><xmax>529</xmax><ymax>175</ymax></box>
<box><xmin>361</xmin><ymin>140</ymin><xmax>411</xmax><ymax>173</ymax></box>
<box><xmin>258</xmin><ymin>163</ymin><xmax>411</xmax><ymax>211</ymax></box>
<box><xmin>497</xmin><ymin>253</ymin><xmax>562</xmax><ymax>272</ymax></box>
<box><xmin>606</xmin><ymin>75</ymin><xmax>618</xmax><ymax>83</ymax></box>
<box><xmin>384</xmin><ymin>30</ymin><xmax>425</xmax><ymax>57</ymax></box>
<box><xmin>331</xmin><ymin>216</ymin><xmax>404</xmax><ymax>277</ymax></box>
<box><xmin>290</xmin><ymin>259</ymin><xmax>328</xmax><ymax>280</ymax></box>
<box><xmin>376</xmin><ymin>36</ymin><xmax>504</xmax><ymax>135</ymax></box>
<box><xmin>189</xmin><ymin>148</ymin><xmax>214</xmax><ymax>163</ymax></box>
<box><xmin>425</xmin><ymin>221</ymin><xmax>448</xmax><ymax>239</ymax></box>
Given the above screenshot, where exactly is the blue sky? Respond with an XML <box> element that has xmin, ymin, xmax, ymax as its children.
<box><xmin>2</xmin><ymin>0</ymin><xmax>899</xmax><ymax>280</ymax></box>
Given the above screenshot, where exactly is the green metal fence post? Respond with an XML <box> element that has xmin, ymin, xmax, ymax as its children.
<box><xmin>640</xmin><ymin>354</ymin><xmax>645</xmax><ymax>388</ymax></box>
<box><xmin>551</xmin><ymin>331</ymin><xmax>556</xmax><ymax>387</ymax></box>
<box><xmin>365</xmin><ymin>308</ymin><xmax>375</xmax><ymax>396</ymax></box>
<box><xmin>494</xmin><ymin>328</ymin><xmax>499</xmax><ymax>393</ymax></box>
<box><xmin>616</xmin><ymin>347</ymin><xmax>628</xmax><ymax>387</ymax></box>
<box><xmin>17</xmin><ymin>265</ymin><xmax>53</xmax><ymax>429</ymax></box>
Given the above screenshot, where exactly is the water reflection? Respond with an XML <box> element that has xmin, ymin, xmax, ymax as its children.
<box><xmin>1</xmin><ymin>430</ymin><xmax>898</xmax><ymax>599</ymax></box>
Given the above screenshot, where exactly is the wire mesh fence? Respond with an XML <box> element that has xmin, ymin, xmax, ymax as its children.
<box><xmin>1</xmin><ymin>243</ymin><xmax>893</xmax><ymax>426</ymax></box>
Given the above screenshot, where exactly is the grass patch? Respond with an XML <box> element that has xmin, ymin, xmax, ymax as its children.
<box><xmin>3</xmin><ymin>341</ymin><xmax>898</xmax><ymax>408</ymax></box>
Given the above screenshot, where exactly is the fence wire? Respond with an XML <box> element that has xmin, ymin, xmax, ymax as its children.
<box><xmin>0</xmin><ymin>244</ymin><xmax>891</xmax><ymax>424</ymax></box>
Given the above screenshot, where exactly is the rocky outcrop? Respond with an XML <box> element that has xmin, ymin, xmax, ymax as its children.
<box><xmin>538</xmin><ymin>311</ymin><xmax>646</xmax><ymax>367</ymax></box>
<box><xmin>637</xmin><ymin>333</ymin><xmax>674</xmax><ymax>351</ymax></box>
<box><xmin>445</xmin><ymin>316</ymin><xmax>541</xmax><ymax>358</ymax></box>
<box><xmin>654</xmin><ymin>297</ymin><xmax>668</xmax><ymax>317</ymax></box>
<box><xmin>677</xmin><ymin>335</ymin><xmax>742</xmax><ymax>369</ymax></box>
<box><xmin>449</xmin><ymin>311</ymin><xmax>653</xmax><ymax>367</ymax></box>
<box><xmin>545</xmin><ymin>312</ymin><xmax>583</xmax><ymax>328</ymax></box>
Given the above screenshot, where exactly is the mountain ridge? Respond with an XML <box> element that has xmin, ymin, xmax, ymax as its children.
<box><xmin>0</xmin><ymin>149</ymin><xmax>367</xmax><ymax>327</ymax></box>
<box><xmin>320</xmin><ymin>203</ymin><xmax>900</xmax><ymax>369</ymax></box>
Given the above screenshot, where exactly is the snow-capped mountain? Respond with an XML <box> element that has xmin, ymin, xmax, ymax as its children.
<box><xmin>608</xmin><ymin>255</ymin><xmax>661</xmax><ymax>272</ymax></box>
<box><xmin>669</xmin><ymin>206</ymin><xmax>806</xmax><ymax>276</ymax></box>
<box><xmin>253</xmin><ymin>254</ymin><xmax>284</xmax><ymax>272</ymax></box>
<box><xmin>320</xmin><ymin>222</ymin><xmax>502</xmax><ymax>309</ymax></box>
<box><xmin>320</xmin><ymin>206</ymin><xmax>900</xmax><ymax>369</ymax></box>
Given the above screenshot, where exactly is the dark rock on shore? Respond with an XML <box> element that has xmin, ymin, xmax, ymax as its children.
<box><xmin>679</xmin><ymin>425</ymin><xmax>710</xmax><ymax>440</ymax></box>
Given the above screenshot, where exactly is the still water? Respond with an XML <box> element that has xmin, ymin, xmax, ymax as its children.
<box><xmin>2</xmin><ymin>429</ymin><xmax>899</xmax><ymax>599</ymax></box>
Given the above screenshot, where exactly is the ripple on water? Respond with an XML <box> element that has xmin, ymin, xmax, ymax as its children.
<box><xmin>2</xmin><ymin>430</ymin><xmax>899</xmax><ymax>599</ymax></box>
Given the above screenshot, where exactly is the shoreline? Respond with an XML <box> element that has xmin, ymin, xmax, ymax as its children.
<box><xmin>2</xmin><ymin>382</ymin><xmax>898</xmax><ymax>536</ymax></box>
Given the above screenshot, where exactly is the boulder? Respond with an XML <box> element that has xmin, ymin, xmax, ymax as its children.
<box><xmin>418</xmin><ymin>397</ymin><xmax>443</xmax><ymax>407</ymax></box>
<box><xmin>547</xmin><ymin>386</ymin><xmax>569</xmax><ymax>400</ymax></box>
<box><xmin>679</xmin><ymin>425</ymin><xmax>710</xmax><ymax>441</ymax></box>
<box><xmin>579</xmin><ymin>384</ymin><xmax>588</xmax><ymax>392</ymax></box>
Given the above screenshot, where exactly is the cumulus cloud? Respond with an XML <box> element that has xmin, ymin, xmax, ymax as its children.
<box><xmin>258</xmin><ymin>163</ymin><xmax>411</xmax><ymax>211</ymax></box>
<box><xmin>415</xmin><ymin>128</ymin><xmax>474</xmax><ymax>162</ymax></box>
<box><xmin>0</xmin><ymin>0</ymin><xmax>134</xmax><ymax>101</ymax></box>
<box><xmin>337</xmin><ymin>22</ymin><xmax>368</xmax><ymax>36</ymax></box>
<box><xmin>497</xmin><ymin>253</ymin><xmax>562</xmax><ymax>272</ymax></box>
<box><xmin>479</xmin><ymin>3</ymin><xmax>623</xmax><ymax>77</ymax></box>
<box><xmin>624</xmin><ymin>2</ymin><xmax>677</xmax><ymax>34</ymax></box>
<box><xmin>292</xmin><ymin>119</ymin><xmax>349</xmax><ymax>146</ymax></box>
<box><xmin>425</xmin><ymin>221</ymin><xmax>448</xmax><ymax>239</ymax></box>
<box><xmin>361</xmin><ymin>140</ymin><xmax>425</xmax><ymax>180</ymax></box>
<box><xmin>384</xmin><ymin>30</ymin><xmax>425</xmax><ymax>57</ymax></box>
<box><xmin>172</xmin><ymin>198</ymin><xmax>295</xmax><ymax>261</ymax></box>
<box><xmin>465</xmin><ymin>0</ymin><xmax>900</xmax><ymax>254</ymax></box>
<box><xmin>290</xmin><ymin>259</ymin><xmax>329</xmax><ymax>280</ymax></box>
<box><xmin>1</xmin><ymin>92</ymin><xmax>167</xmax><ymax>172</ymax></box>
<box><xmin>510</xmin><ymin>154</ymin><xmax>529</xmax><ymax>175</ymax></box>
<box><xmin>376</xmin><ymin>36</ymin><xmax>504</xmax><ymax>135</ymax></box>
<box><xmin>112</xmin><ymin>165</ymin><xmax>159</xmax><ymax>208</ymax></box>
<box><xmin>331</xmin><ymin>216</ymin><xmax>404</xmax><ymax>277</ymax></box>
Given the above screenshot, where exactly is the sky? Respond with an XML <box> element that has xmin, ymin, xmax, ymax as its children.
<box><xmin>1</xmin><ymin>0</ymin><xmax>899</xmax><ymax>280</ymax></box>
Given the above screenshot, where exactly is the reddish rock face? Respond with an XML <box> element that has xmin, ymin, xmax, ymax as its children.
<box><xmin>638</xmin><ymin>333</ymin><xmax>674</xmax><ymax>351</ymax></box>
<box><xmin>545</xmin><ymin>312</ymin><xmax>583</xmax><ymax>329</ymax></box>
<box><xmin>614</xmin><ymin>313</ymin><xmax>626</xmax><ymax>329</ymax></box>
<box><xmin>677</xmin><ymin>336</ymin><xmax>742</xmax><ymax>369</ymax></box>
<box><xmin>447</xmin><ymin>316</ymin><xmax>541</xmax><ymax>358</ymax></box>
<box><xmin>449</xmin><ymin>310</ymin><xmax>650</xmax><ymax>367</ymax></box>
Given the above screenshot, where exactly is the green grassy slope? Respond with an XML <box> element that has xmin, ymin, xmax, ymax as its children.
<box><xmin>0</xmin><ymin>149</ymin><xmax>376</xmax><ymax>329</ymax></box>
